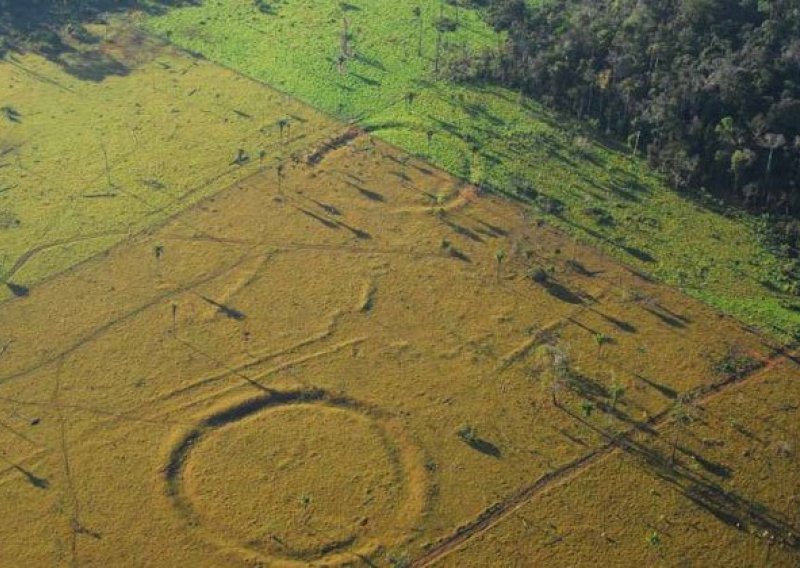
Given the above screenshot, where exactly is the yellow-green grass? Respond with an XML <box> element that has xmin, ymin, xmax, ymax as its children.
<box><xmin>439</xmin><ymin>357</ymin><xmax>800</xmax><ymax>567</ymax></box>
<box><xmin>0</xmin><ymin>23</ymin><xmax>338</xmax><ymax>302</ymax></box>
<box><xmin>0</xmin><ymin>132</ymin><xmax>791</xmax><ymax>566</ymax></box>
<box><xmin>141</xmin><ymin>0</ymin><xmax>800</xmax><ymax>342</ymax></box>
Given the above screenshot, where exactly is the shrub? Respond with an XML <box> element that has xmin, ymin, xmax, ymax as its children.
<box><xmin>712</xmin><ymin>347</ymin><xmax>760</xmax><ymax>379</ymax></box>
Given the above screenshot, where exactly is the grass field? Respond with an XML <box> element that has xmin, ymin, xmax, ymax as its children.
<box><xmin>1</xmin><ymin>5</ymin><xmax>798</xmax><ymax>567</ymax></box>
<box><xmin>0</xmin><ymin>22</ymin><xmax>339</xmax><ymax>302</ymax></box>
<box><xmin>1</xmin><ymin>119</ymin><xmax>796</xmax><ymax>565</ymax></box>
<box><xmin>140</xmin><ymin>0</ymin><xmax>800</xmax><ymax>343</ymax></box>
<box><xmin>440</xmin><ymin>357</ymin><xmax>800</xmax><ymax>567</ymax></box>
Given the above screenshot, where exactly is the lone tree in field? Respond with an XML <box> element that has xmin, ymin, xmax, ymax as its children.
<box><xmin>533</xmin><ymin>343</ymin><xmax>572</xmax><ymax>407</ymax></box>
<box><xmin>404</xmin><ymin>91</ymin><xmax>417</xmax><ymax>110</ymax></box>
<box><xmin>434</xmin><ymin>25</ymin><xmax>443</xmax><ymax>73</ymax></box>
<box><xmin>336</xmin><ymin>53</ymin><xmax>348</xmax><ymax>74</ymax></box>
<box><xmin>340</xmin><ymin>17</ymin><xmax>353</xmax><ymax>59</ymax></box>
<box><xmin>594</xmin><ymin>332</ymin><xmax>611</xmax><ymax>358</ymax></box>
<box><xmin>276</xmin><ymin>162</ymin><xmax>285</xmax><ymax>192</ymax></box>
<box><xmin>468</xmin><ymin>141</ymin><xmax>480</xmax><ymax>181</ymax></box>
<box><xmin>608</xmin><ymin>376</ymin><xmax>625</xmax><ymax>422</ymax></box>
<box><xmin>278</xmin><ymin>118</ymin><xmax>290</xmax><ymax>140</ymax></box>
<box><xmin>670</xmin><ymin>396</ymin><xmax>696</xmax><ymax>466</ymax></box>
<box><xmin>495</xmin><ymin>248</ymin><xmax>506</xmax><ymax>282</ymax></box>
<box><xmin>412</xmin><ymin>6</ymin><xmax>423</xmax><ymax>56</ymax></box>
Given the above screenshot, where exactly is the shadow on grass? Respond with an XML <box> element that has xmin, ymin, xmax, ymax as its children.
<box><xmin>463</xmin><ymin>436</ymin><xmax>501</xmax><ymax>458</ymax></box>
<box><xmin>4</xmin><ymin>282</ymin><xmax>29</xmax><ymax>298</ymax></box>
<box><xmin>344</xmin><ymin>180</ymin><xmax>386</xmax><ymax>202</ymax></box>
<box><xmin>0</xmin><ymin>457</ymin><xmax>49</xmax><ymax>489</ymax></box>
<box><xmin>559</xmin><ymin>381</ymin><xmax>799</xmax><ymax>550</ymax></box>
<box><xmin>540</xmin><ymin>279</ymin><xmax>584</xmax><ymax>305</ymax></box>
<box><xmin>0</xmin><ymin>1</ymin><xmax>199</xmax><ymax>80</ymax></box>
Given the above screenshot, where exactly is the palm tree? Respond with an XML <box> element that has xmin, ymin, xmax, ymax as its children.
<box><xmin>404</xmin><ymin>91</ymin><xmax>417</xmax><ymax>109</ymax></box>
<box><xmin>594</xmin><ymin>332</ymin><xmax>611</xmax><ymax>358</ymax></box>
<box><xmin>608</xmin><ymin>377</ymin><xmax>624</xmax><ymax>416</ymax></box>
<box><xmin>534</xmin><ymin>344</ymin><xmax>571</xmax><ymax>407</ymax></box>
<box><xmin>412</xmin><ymin>6</ymin><xmax>423</xmax><ymax>56</ymax></box>
<box><xmin>276</xmin><ymin>162</ymin><xmax>285</xmax><ymax>193</ymax></box>
<box><xmin>278</xmin><ymin>118</ymin><xmax>290</xmax><ymax>140</ymax></box>
<box><xmin>495</xmin><ymin>248</ymin><xmax>506</xmax><ymax>282</ymax></box>
<box><xmin>670</xmin><ymin>397</ymin><xmax>695</xmax><ymax>465</ymax></box>
<box><xmin>759</xmin><ymin>133</ymin><xmax>786</xmax><ymax>179</ymax></box>
<box><xmin>434</xmin><ymin>27</ymin><xmax>443</xmax><ymax>73</ymax></box>
<box><xmin>340</xmin><ymin>17</ymin><xmax>352</xmax><ymax>58</ymax></box>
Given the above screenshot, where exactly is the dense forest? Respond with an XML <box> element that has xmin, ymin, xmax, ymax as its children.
<box><xmin>458</xmin><ymin>0</ymin><xmax>800</xmax><ymax>226</ymax></box>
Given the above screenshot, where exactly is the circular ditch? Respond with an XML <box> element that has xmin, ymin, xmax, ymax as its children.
<box><xmin>164</xmin><ymin>389</ymin><xmax>427</xmax><ymax>565</ymax></box>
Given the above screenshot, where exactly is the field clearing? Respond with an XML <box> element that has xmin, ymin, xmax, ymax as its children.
<box><xmin>0</xmin><ymin>22</ymin><xmax>339</xmax><ymax>302</ymax></box>
<box><xmin>140</xmin><ymin>0</ymin><xmax>800</xmax><ymax>342</ymax></box>
<box><xmin>0</xmin><ymin>119</ymin><xmax>795</xmax><ymax>565</ymax></box>
<box><xmin>438</xmin><ymin>358</ymin><xmax>800</xmax><ymax>567</ymax></box>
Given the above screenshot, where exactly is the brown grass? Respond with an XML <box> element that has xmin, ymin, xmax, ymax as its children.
<box><xmin>0</xmin><ymin>44</ymin><xmax>796</xmax><ymax>566</ymax></box>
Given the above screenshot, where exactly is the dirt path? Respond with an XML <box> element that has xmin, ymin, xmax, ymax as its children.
<box><xmin>411</xmin><ymin>348</ymin><xmax>799</xmax><ymax>566</ymax></box>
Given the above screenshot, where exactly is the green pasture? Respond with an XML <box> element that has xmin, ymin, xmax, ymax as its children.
<box><xmin>141</xmin><ymin>0</ymin><xmax>800</xmax><ymax>342</ymax></box>
<box><xmin>0</xmin><ymin>24</ymin><xmax>336</xmax><ymax>301</ymax></box>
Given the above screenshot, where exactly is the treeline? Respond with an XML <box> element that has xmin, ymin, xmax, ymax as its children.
<box><xmin>454</xmin><ymin>0</ymin><xmax>800</xmax><ymax>220</ymax></box>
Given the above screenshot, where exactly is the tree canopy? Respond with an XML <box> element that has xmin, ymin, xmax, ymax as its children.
<box><xmin>458</xmin><ymin>0</ymin><xmax>800</xmax><ymax>218</ymax></box>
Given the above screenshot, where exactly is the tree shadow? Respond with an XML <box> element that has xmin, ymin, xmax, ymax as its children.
<box><xmin>56</xmin><ymin>46</ymin><xmax>130</xmax><ymax>81</ymax></box>
<box><xmin>632</xmin><ymin>373</ymin><xmax>678</xmax><ymax>400</ymax></box>
<box><xmin>0</xmin><ymin>1</ymin><xmax>199</xmax><ymax>62</ymax></box>
<box><xmin>297</xmin><ymin>207</ymin><xmax>340</xmax><ymax>230</ymax></box>
<box><xmin>565</xmin><ymin>384</ymin><xmax>797</xmax><ymax>549</ymax></box>
<box><xmin>4</xmin><ymin>281</ymin><xmax>30</xmax><ymax>297</ymax></box>
<box><xmin>594</xmin><ymin>310</ymin><xmax>637</xmax><ymax>333</ymax></box>
<box><xmin>565</xmin><ymin>259</ymin><xmax>602</xmax><ymax>277</ymax></box>
<box><xmin>620</xmin><ymin>435</ymin><xmax>797</xmax><ymax>548</ymax></box>
<box><xmin>642</xmin><ymin>305</ymin><xmax>688</xmax><ymax>329</ymax></box>
<box><xmin>344</xmin><ymin>180</ymin><xmax>386</xmax><ymax>202</ymax></box>
<box><xmin>0</xmin><ymin>458</ymin><xmax>49</xmax><ymax>489</ymax></box>
<box><xmin>310</xmin><ymin>198</ymin><xmax>342</xmax><ymax>216</ymax></box>
<box><xmin>541</xmin><ymin>280</ymin><xmax>584</xmax><ymax>305</ymax></box>
<box><xmin>463</xmin><ymin>436</ymin><xmax>501</xmax><ymax>458</ymax></box>
<box><xmin>351</xmin><ymin>72</ymin><xmax>380</xmax><ymax>87</ymax></box>
<box><xmin>199</xmin><ymin>295</ymin><xmax>246</xmax><ymax>321</ymax></box>
<box><xmin>443</xmin><ymin>219</ymin><xmax>484</xmax><ymax>243</ymax></box>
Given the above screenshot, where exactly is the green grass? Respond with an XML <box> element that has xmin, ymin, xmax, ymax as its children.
<box><xmin>0</xmin><ymin>23</ymin><xmax>337</xmax><ymax>301</ymax></box>
<box><xmin>138</xmin><ymin>0</ymin><xmax>798</xmax><ymax>342</ymax></box>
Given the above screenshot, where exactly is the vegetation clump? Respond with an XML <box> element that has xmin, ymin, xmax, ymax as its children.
<box><xmin>711</xmin><ymin>347</ymin><xmax>761</xmax><ymax>380</ymax></box>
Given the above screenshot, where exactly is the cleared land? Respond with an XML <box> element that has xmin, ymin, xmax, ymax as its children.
<box><xmin>0</xmin><ymin>8</ymin><xmax>798</xmax><ymax>568</ymax></box>
<box><xmin>141</xmin><ymin>0</ymin><xmax>800</xmax><ymax>342</ymax></box>
<box><xmin>0</xmin><ymin>22</ymin><xmax>338</xmax><ymax>301</ymax></box>
<box><xmin>1</xmin><ymin>82</ymin><xmax>797</xmax><ymax>564</ymax></box>
<box><xmin>436</xmin><ymin>357</ymin><xmax>800</xmax><ymax>567</ymax></box>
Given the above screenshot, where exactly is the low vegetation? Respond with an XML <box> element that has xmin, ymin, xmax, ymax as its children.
<box><xmin>139</xmin><ymin>0</ymin><xmax>800</xmax><ymax>342</ymax></box>
<box><xmin>0</xmin><ymin>2</ymin><xmax>798</xmax><ymax>567</ymax></box>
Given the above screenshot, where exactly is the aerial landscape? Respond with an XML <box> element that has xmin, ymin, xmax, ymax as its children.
<box><xmin>0</xmin><ymin>1</ymin><xmax>798</xmax><ymax>566</ymax></box>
